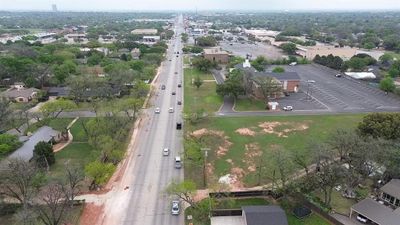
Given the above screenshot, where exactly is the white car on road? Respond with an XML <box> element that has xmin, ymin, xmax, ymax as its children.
<box><xmin>163</xmin><ymin>148</ymin><xmax>169</xmax><ymax>156</ymax></box>
<box><xmin>155</xmin><ymin>107</ymin><xmax>161</xmax><ymax>114</ymax></box>
<box><xmin>283</xmin><ymin>106</ymin><xmax>293</xmax><ymax>111</ymax></box>
<box><xmin>169</xmin><ymin>107</ymin><xmax>174</xmax><ymax>113</ymax></box>
<box><xmin>171</xmin><ymin>200</ymin><xmax>180</xmax><ymax>215</ymax></box>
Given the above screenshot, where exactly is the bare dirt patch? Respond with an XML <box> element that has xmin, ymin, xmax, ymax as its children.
<box><xmin>235</xmin><ymin>128</ymin><xmax>256</xmax><ymax>136</ymax></box>
<box><xmin>243</xmin><ymin>143</ymin><xmax>263</xmax><ymax>173</ymax></box>
<box><xmin>258</xmin><ymin>121</ymin><xmax>310</xmax><ymax>137</ymax></box>
<box><xmin>191</xmin><ymin>129</ymin><xmax>232</xmax><ymax>157</ymax></box>
<box><xmin>79</xmin><ymin>203</ymin><xmax>104</xmax><ymax>225</ymax></box>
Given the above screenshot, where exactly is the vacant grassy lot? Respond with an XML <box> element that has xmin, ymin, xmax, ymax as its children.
<box><xmin>234</xmin><ymin>98</ymin><xmax>266</xmax><ymax>111</ymax></box>
<box><xmin>184</xmin><ymin>68</ymin><xmax>223</xmax><ymax>114</ymax></box>
<box><xmin>185</xmin><ymin>114</ymin><xmax>364</xmax><ymax>188</ymax></box>
<box><xmin>185</xmin><ymin>68</ymin><xmax>216</xmax><ymax>80</ymax></box>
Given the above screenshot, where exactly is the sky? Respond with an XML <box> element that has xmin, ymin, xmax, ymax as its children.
<box><xmin>1</xmin><ymin>0</ymin><xmax>400</xmax><ymax>11</ymax></box>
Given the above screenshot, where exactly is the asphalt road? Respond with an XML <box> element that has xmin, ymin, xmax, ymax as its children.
<box><xmin>101</xmin><ymin>15</ymin><xmax>185</xmax><ymax>225</ymax></box>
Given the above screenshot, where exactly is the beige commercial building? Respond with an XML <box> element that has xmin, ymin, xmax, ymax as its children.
<box><xmin>204</xmin><ymin>48</ymin><xmax>230</xmax><ymax>64</ymax></box>
<box><xmin>131</xmin><ymin>29</ymin><xmax>158</xmax><ymax>35</ymax></box>
<box><xmin>296</xmin><ymin>45</ymin><xmax>357</xmax><ymax>60</ymax></box>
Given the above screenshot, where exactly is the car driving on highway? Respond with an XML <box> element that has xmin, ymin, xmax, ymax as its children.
<box><xmin>171</xmin><ymin>200</ymin><xmax>180</xmax><ymax>215</ymax></box>
<box><xmin>155</xmin><ymin>107</ymin><xmax>160</xmax><ymax>114</ymax></box>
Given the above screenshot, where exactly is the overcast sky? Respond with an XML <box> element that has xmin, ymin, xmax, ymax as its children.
<box><xmin>1</xmin><ymin>0</ymin><xmax>400</xmax><ymax>11</ymax></box>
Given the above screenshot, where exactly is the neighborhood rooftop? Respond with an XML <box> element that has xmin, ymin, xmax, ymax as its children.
<box><xmin>351</xmin><ymin>198</ymin><xmax>400</xmax><ymax>225</ymax></box>
<box><xmin>381</xmin><ymin>179</ymin><xmax>400</xmax><ymax>200</ymax></box>
<box><xmin>242</xmin><ymin>205</ymin><xmax>288</xmax><ymax>225</ymax></box>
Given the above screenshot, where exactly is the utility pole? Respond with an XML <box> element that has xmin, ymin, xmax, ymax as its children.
<box><xmin>201</xmin><ymin>148</ymin><xmax>210</xmax><ymax>187</ymax></box>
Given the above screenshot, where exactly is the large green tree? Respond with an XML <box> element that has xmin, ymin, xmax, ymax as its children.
<box><xmin>33</xmin><ymin>141</ymin><xmax>55</xmax><ymax>168</ymax></box>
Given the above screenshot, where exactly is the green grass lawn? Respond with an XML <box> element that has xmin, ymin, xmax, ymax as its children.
<box><xmin>185</xmin><ymin>68</ymin><xmax>216</xmax><ymax>80</ymax></box>
<box><xmin>287</xmin><ymin>213</ymin><xmax>331</xmax><ymax>225</ymax></box>
<box><xmin>314</xmin><ymin>190</ymin><xmax>357</xmax><ymax>215</ymax></box>
<box><xmin>234</xmin><ymin>98</ymin><xmax>266</xmax><ymax>111</ymax></box>
<box><xmin>26</xmin><ymin>118</ymin><xmax>74</xmax><ymax>134</ymax></box>
<box><xmin>185</xmin><ymin>114</ymin><xmax>364</xmax><ymax>188</ymax></box>
<box><xmin>184</xmin><ymin>68</ymin><xmax>223</xmax><ymax>115</ymax></box>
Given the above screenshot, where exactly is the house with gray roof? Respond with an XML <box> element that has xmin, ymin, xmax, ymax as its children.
<box><xmin>211</xmin><ymin>205</ymin><xmax>288</xmax><ymax>225</ymax></box>
<box><xmin>350</xmin><ymin>179</ymin><xmax>400</xmax><ymax>225</ymax></box>
<box><xmin>380</xmin><ymin>179</ymin><xmax>400</xmax><ymax>208</ymax></box>
<box><xmin>1</xmin><ymin>87</ymin><xmax>38</xmax><ymax>102</ymax></box>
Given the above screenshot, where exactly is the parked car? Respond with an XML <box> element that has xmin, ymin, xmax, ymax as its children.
<box><xmin>335</xmin><ymin>74</ymin><xmax>342</xmax><ymax>78</ymax></box>
<box><xmin>163</xmin><ymin>148</ymin><xmax>169</xmax><ymax>156</ymax></box>
<box><xmin>155</xmin><ymin>107</ymin><xmax>161</xmax><ymax>114</ymax></box>
<box><xmin>289</xmin><ymin>62</ymin><xmax>297</xmax><ymax>66</ymax></box>
<box><xmin>171</xmin><ymin>200</ymin><xmax>180</xmax><ymax>215</ymax></box>
<box><xmin>169</xmin><ymin>107</ymin><xmax>174</xmax><ymax>113</ymax></box>
<box><xmin>283</xmin><ymin>106</ymin><xmax>293</xmax><ymax>111</ymax></box>
<box><xmin>356</xmin><ymin>215</ymin><xmax>368</xmax><ymax>223</ymax></box>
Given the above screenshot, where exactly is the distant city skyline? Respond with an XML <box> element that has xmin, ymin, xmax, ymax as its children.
<box><xmin>1</xmin><ymin>0</ymin><xmax>400</xmax><ymax>11</ymax></box>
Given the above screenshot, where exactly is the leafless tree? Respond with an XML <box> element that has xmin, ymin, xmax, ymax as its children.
<box><xmin>0</xmin><ymin>158</ymin><xmax>44</xmax><ymax>206</ymax></box>
<box><xmin>253</xmin><ymin>76</ymin><xmax>283</xmax><ymax>109</ymax></box>
<box><xmin>35</xmin><ymin>183</ymin><xmax>71</xmax><ymax>225</ymax></box>
<box><xmin>62</xmin><ymin>165</ymin><xmax>84</xmax><ymax>202</ymax></box>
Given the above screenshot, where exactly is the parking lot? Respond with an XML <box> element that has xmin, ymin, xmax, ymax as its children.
<box><xmin>282</xmin><ymin>64</ymin><xmax>400</xmax><ymax>113</ymax></box>
<box><xmin>220</xmin><ymin>40</ymin><xmax>284</xmax><ymax>60</ymax></box>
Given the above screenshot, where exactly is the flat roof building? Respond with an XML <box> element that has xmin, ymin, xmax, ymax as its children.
<box><xmin>204</xmin><ymin>48</ymin><xmax>230</xmax><ymax>64</ymax></box>
<box><xmin>131</xmin><ymin>29</ymin><xmax>158</xmax><ymax>35</ymax></box>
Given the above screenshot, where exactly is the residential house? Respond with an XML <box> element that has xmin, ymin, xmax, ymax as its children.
<box><xmin>380</xmin><ymin>179</ymin><xmax>400</xmax><ymax>208</ymax></box>
<box><xmin>2</xmin><ymin>86</ymin><xmax>38</xmax><ymax>102</ymax></box>
<box><xmin>235</xmin><ymin>60</ymin><xmax>300</xmax><ymax>99</ymax></box>
<box><xmin>131</xmin><ymin>48</ymin><xmax>141</xmax><ymax>59</ymax></box>
<box><xmin>211</xmin><ymin>205</ymin><xmax>288</xmax><ymax>225</ymax></box>
<box><xmin>64</xmin><ymin>33</ymin><xmax>88</xmax><ymax>44</ymax></box>
<box><xmin>350</xmin><ymin>179</ymin><xmax>400</xmax><ymax>225</ymax></box>
<box><xmin>47</xmin><ymin>87</ymin><xmax>71</xmax><ymax>99</ymax></box>
<box><xmin>204</xmin><ymin>48</ymin><xmax>230</xmax><ymax>64</ymax></box>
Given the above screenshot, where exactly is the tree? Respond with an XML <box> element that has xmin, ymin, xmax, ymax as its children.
<box><xmin>33</xmin><ymin>141</ymin><xmax>55</xmax><ymax>169</ymax></box>
<box><xmin>216</xmin><ymin>70</ymin><xmax>245</xmax><ymax>98</ymax></box>
<box><xmin>280</xmin><ymin>43</ymin><xmax>297</xmax><ymax>55</ymax></box>
<box><xmin>62</xmin><ymin>165</ymin><xmax>84</xmax><ymax>201</ymax></box>
<box><xmin>311</xmin><ymin>143</ymin><xmax>344</xmax><ymax>206</ymax></box>
<box><xmin>272</xmin><ymin>66</ymin><xmax>285</xmax><ymax>73</ymax></box>
<box><xmin>181</xmin><ymin>33</ymin><xmax>189</xmax><ymax>43</ymax></box>
<box><xmin>251</xmin><ymin>56</ymin><xmax>268</xmax><ymax>72</ymax></box>
<box><xmin>166</xmin><ymin>180</ymin><xmax>197</xmax><ymax>208</ymax></box>
<box><xmin>35</xmin><ymin>183</ymin><xmax>72</xmax><ymax>225</ymax></box>
<box><xmin>85</xmin><ymin>161</ymin><xmax>116</xmax><ymax>189</ymax></box>
<box><xmin>40</xmin><ymin>99</ymin><xmax>77</xmax><ymax>119</ymax></box>
<box><xmin>193</xmin><ymin>75</ymin><xmax>203</xmax><ymax>89</ymax></box>
<box><xmin>357</xmin><ymin>113</ymin><xmax>400</xmax><ymax>140</ymax></box>
<box><xmin>0</xmin><ymin>97</ymin><xmax>11</xmax><ymax>130</ymax></box>
<box><xmin>191</xmin><ymin>57</ymin><xmax>215</xmax><ymax>72</ymax></box>
<box><xmin>116</xmin><ymin>97</ymin><xmax>143</xmax><ymax>121</ymax></box>
<box><xmin>196</xmin><ymin>36</ymin><xmax>217</xmax><ymax>47</ymax></box>
<box><xmin>253</xmin><ymin>76</ymin><xmax>283</xmax><ymax>109</ymax></box>
<box><xmin>0</xmin><ymin>133</ymin><xmax>22</xmax><ymax>155</ymax></box>
<box><xmin>383</xmin><ymin>34</ymin><xmax>400</xmax><ymax>51</ymax></box>
<box><xmin>0</xmin><ymin>158</ymin><xmax>44</xmax><ymax>206</ymax></box>
<box><xmin>270</xmin><ymin>148</ymin><xmax>293</xmax><ymax>189</ymax></box>
<box><xmin>379</xmin><ymin>77</ymin><xmax>396</xmax><ymax>93</ymax></box>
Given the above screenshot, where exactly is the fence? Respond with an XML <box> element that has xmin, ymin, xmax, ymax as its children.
<box><xmin>211</xmin><ymin>209</ymin><xmax>242</xmax><ymax>217</ymax></box>
<box><xmin>209</xmin><ymin>190</ymin><xmax>283</xmax><ymax>199</ymax></box>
